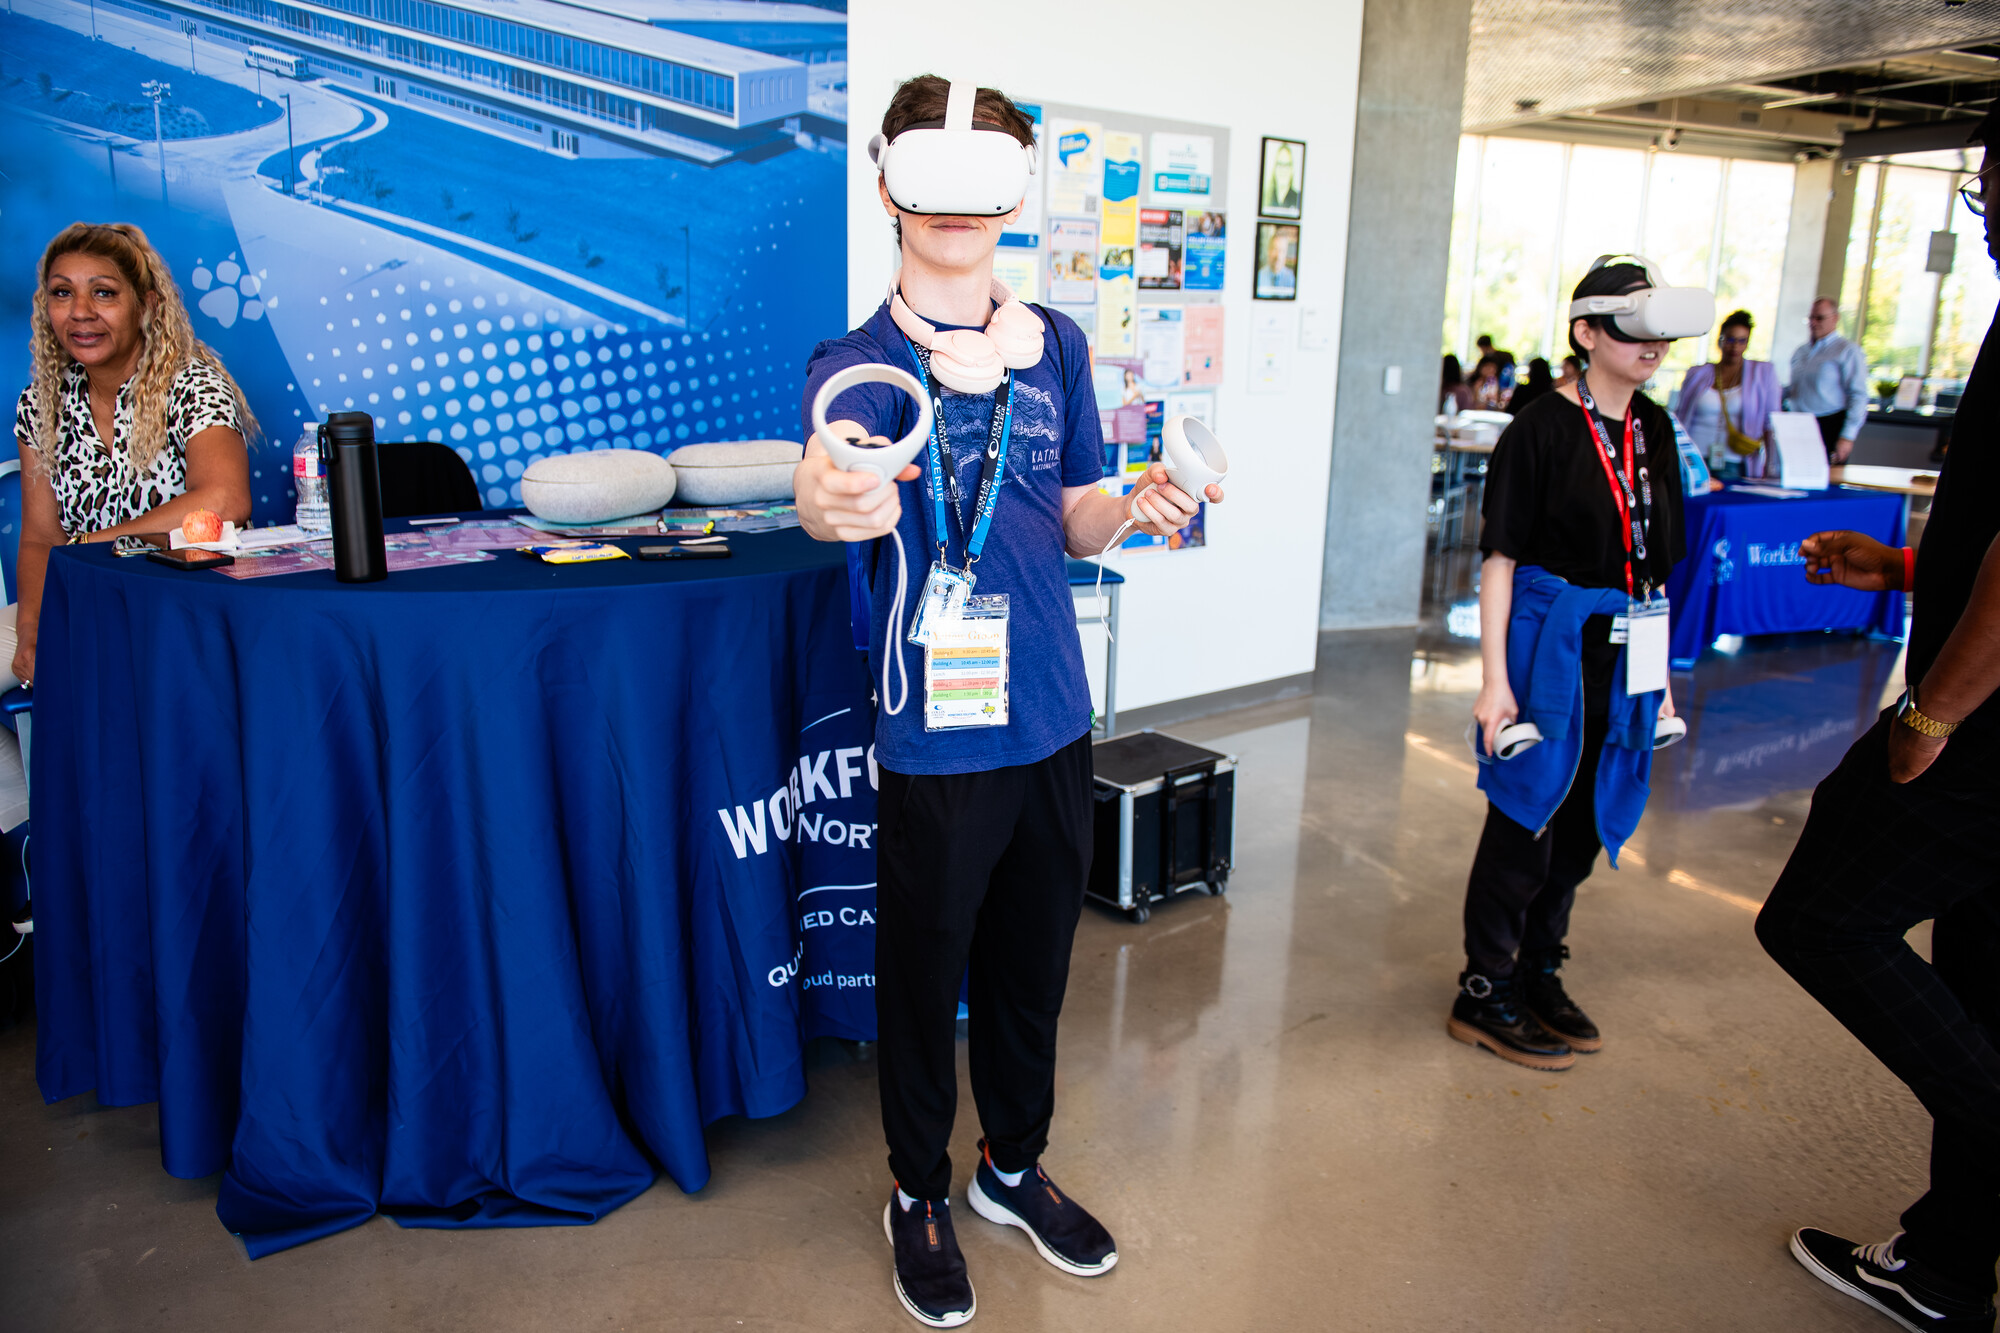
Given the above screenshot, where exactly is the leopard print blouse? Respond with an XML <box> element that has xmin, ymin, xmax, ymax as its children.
<box><xmin>12</xmin><ymin>358</ymin><xmax>243</xmax><ymax>537</ymax></box>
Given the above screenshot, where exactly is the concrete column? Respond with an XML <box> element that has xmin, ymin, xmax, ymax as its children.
<box><xmin>1317</xmin><ymin>0</ymin><xmax>1473</xmax><ymax>631</ymax></box>
<box><xmin>1771</xmin><ymin>157</ymin><xmax>1843</xmax><ymax>375</ymax></box>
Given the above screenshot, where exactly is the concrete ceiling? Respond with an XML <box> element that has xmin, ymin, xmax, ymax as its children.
<box><xmin>1464</xmin><ymin>0</ymin><xmax>2000</xmax><ymax>138</ymax></box>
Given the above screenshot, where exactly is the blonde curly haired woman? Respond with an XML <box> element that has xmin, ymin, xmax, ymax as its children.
<box><xmin>11</xmin><ymin>223</ymin><xmax>256</xmax><ymax>687</ymax></box>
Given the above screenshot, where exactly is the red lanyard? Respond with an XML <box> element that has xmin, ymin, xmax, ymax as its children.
<box><xmin>1574</xmin><ymin>378</ymin><xmax>1649</xmax><ymax>598</ymax></box>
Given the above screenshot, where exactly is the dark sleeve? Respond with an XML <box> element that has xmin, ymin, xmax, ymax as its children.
<box><xmin>1049</xmin><ymin>313</ymin><xmax>1105</xmax><ymax>487</ymax></box>
<box><xmin>800</xmin><ymin>334</ymin><xmax>908</xmax><ymax>445</ymax></box>
<box><xmin>1478</xmin><ymin>412</ymin><xmax>1542</xmax><ymax>561</ymax></box>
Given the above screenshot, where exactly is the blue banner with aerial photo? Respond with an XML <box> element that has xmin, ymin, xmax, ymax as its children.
<box><xmin>1</xmin><ymin>0</ymin><xmax>847</xmax><ymax>518</ymax></box>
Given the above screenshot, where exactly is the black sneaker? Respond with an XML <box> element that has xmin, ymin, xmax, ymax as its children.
<box><xmin>1521</xmin><ymin>946</ymin><xmax>1602</xmax><ymax>1053</ymax></box>
<box><xmin>883</xmin><ymin>1190</ymin><xmax>976</xmax><ymax>1328</ymax></box>
<box><xmin>1447</xmin><ymin>971</ymin><xmax>1576</xmax><ymax>1071</ymax></box>
<box><xmin>1790</xmin><ymin>1228</ymin><xmax>1996</xmax><ymax>1332</ymax></box>
<box><xmin>966</xmin><ymin>1140</ymin><xmax>1118</xmax><ymax>1277</ymax></box>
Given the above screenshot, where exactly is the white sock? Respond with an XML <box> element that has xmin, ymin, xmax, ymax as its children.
<box><xmin>896</xmin><ymin>1187</ymin><xmax>918</xmax><ymax>1210</ymax></box>
<box><xmin>993</xmin><ymin>1164</ymin><xmax>1027</xmax><ymax>1188</ymax></box>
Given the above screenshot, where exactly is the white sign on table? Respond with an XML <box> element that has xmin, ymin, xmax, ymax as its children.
<box><xmin>1769</xmin><ymin>411</ymin><xmax>1830</xmax><ymax>491</ymax></box>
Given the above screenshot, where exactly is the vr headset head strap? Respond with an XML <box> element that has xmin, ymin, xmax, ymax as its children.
<box><xmin>944</xmin><ymin>80</ymin><xmax>974</xmax><ymax>133</ymax></box>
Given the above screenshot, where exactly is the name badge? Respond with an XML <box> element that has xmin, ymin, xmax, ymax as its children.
<box><xmin>1624</xmin><ymin>597</ymin><xmax>1671</xmax><ymax>696</ymax></box>
<box><xmin>925</xmin><ymin>595</ymin><xmax>1010</xmax><ymax>730</ymax></box>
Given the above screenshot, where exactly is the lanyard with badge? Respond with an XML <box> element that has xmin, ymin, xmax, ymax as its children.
<box><xmin>1574</xmin><ymin>376</ymin><xmax>1670</xmax><ymax>696</ymax></box>
<box><xmin>904</xmin><ymin>342</ymin><xmax>1014</xmax><ymax>729</ymax></box>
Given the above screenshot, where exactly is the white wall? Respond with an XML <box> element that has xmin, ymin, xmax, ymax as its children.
<box><xmin>1772</xmin><ymin>157</ymin><xmax>1835</xmax><ymax>377</ymax></box>
<box><xmin>846</xmin><ymin>0</ymin><xmax>1366</xmax><ymax>711</ymax></box>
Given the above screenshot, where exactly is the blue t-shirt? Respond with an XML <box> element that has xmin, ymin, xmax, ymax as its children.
<box><xmin>801</xmin><ymin>299</ymin><xmax>1103</xmax><ymax>776</ymax></box>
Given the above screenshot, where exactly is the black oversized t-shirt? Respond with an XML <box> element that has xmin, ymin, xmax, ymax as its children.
<box><xmin>1480</xmin><ymin>387</ymin><xmax>1687</xmax><ymax>696</ymax></box>
<box><xmin>1910</xmin><ymin>305</ymin><xmax>2000</xmax><ymax>736</ymax></box>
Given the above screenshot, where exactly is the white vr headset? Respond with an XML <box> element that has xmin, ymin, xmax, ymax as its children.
<box><xmin>1566</xmin><ymin>254</ymin><xmax>1715</xmax><ymax>342</ymax></box>
<box><xmin>867</xmin><ymin>80</ymin><xmax>1037</xmax><ymax>217</ymax></box>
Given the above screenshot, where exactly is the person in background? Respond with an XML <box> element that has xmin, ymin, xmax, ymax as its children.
<box><xmin>1441</xmin><ymin>355</ymin><xmax>1475</xmax><ymax>415</ymax></box>
<box><xmin>12</xmin><ymin>222</ymin><xmax>255</xmax><ymax>689</ymax></box>
<box><xmin>1786</xmin><ymin>297</ymin><xmax>1870</xmax><ymax>463</ymax></box>
<box><xmin>1504</xmin><ymin>357</ymin><xmax>1555</xmax><ymax>415</ymax></box>
<box><xmin>1557</xmin><ymin>355</ymin><xmax>1583</xmax><ymax>390</ymax></box>
<box><xmin>1452</xmin><ymin>258</ymin><xmax>1689</xmax><ymax>1072</ymax></box>
<box><xmin>1756</xmin><ymin>115</ymin><xmax>2000</xmax><ymax>1333</ymax></box>
<box><xmin>1675</xmin><ymin>310</ymin><xmax>1782</xmax><ymax>480</ymax></box>
<box><xmin>1477</xmin><ymin>334</ymin><xmax>1518</xmax><ymax>392</ymax></box>
<box><xmin>1468</xmin><ymin>355</ymin><xmax>1508</xmax><ymax>410</ymax></box>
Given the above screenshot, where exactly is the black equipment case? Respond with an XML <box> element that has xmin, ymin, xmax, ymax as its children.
<box><xmin>1087</xmin><ymin>730</ymin><xmax>1237</xmax><ymax>923</ymax></box>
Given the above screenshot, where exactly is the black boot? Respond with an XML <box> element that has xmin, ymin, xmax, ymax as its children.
<box><xmin>1521</xmin><ymin>946</ymin><xmax>1601</xmax><ymax>1053</ymax></box>
<box><xmin>1447</xmin><ymin>971</ymin><xmax>1576</xmax><ymax>1071</ymax></box>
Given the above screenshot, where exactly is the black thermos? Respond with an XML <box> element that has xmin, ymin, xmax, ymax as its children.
<box><xmin>319</xmin><ymin>411</ymin><xmax>387</xmax><ymax>583</ymax></box>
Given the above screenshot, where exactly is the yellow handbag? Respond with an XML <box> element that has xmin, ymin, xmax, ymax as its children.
<box><xmin>1720</xmin><ymin>379</ymin><xmax>1763</xmax><ymax>457</ymax></box>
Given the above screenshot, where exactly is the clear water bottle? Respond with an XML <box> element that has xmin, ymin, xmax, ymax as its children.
<box><xmin>294</xmin><ymin>424</ymin><xmax>331</xmax><ymax>534</ymax></box>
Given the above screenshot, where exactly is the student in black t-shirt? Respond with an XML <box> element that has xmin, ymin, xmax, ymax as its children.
<box><xmin>1755</xmin><ymin>113</ymin><xmax>2000</xmax><ymax>1333</ymax></box>
<box><xmin>1450</xmin><ymin>261</ymin><xmax>1689</xmax><ymax>1072</ymax></box>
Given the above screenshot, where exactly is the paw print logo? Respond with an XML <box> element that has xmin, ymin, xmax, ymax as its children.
<box><xmin>1712</xmin><ymin>537</ymin><xmax>1735</xmax><ymax>585</ymax></box>
<box><xmin>189</xmin><ymin>255</ymin><xmax>274</xmax><ymax>330</ymax></box>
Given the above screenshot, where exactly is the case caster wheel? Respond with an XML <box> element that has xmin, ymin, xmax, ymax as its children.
<box><xmin>1126</xmin><ymin>904</ymin><xmax>1151</xmax><ymax>925</ymax></box>
<box><xmin>1208</xmin><ymin>878</ymin><xmax>1228</xmax><ymax>897</ymax></box>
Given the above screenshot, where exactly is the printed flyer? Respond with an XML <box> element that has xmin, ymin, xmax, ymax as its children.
<box><xmin>1048</xmin><ymin>218</ymin><xmax>1100</xmax><ymax>305</ymax></box>
<box><xmin>1149</xmin><ymin>132</ymin><xmax>1216</xmax><ymax>207</ymax></box>
<box><xmin>1097</xmin><ymin>274</ymin><xmax>1137</xmax><ymax>356</ymax></box>
<box><xmin>1137</xmin><ymin>306</ymin><xmax>1186</xmax><ymax>390</ymax></box>
<box><xmin>1184</xmin><ymin>211</ymin><xmax>1227</xmax><ymax>291</ymax></box>
<box><xmin>1138</xmin><ymin>209</ymin><xmax>1185</xmax><ymax>290</ymax></box>
<box><xmin>1047</xmin><ymin>119</ymin><xmax>1102</xmax><ymax>215</ymax></box>
<box><xmin>999</xmin><ymin>102</ymin><xmax>1046</xmax><ymax>249</ymax></box>
<box><xmin>993</xmin><ymin>250</ymin><xmax>1041</xmax><ymax>303</ymax></box>
<box><xmin>1183</xmin><ymin>304</ymin><xmax>1224</xmax><ymax>386</ymax></box>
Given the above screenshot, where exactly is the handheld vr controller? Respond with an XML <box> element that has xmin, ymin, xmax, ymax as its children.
<box><xmin>810</xmin><ymin>362</ymin><xmax>935</xmax><ymax>717</ymax></box>
<box><xmin>1479</xmin><ymin>713</ymin><xmax>1686</xmax><ymax>763</ymax></box>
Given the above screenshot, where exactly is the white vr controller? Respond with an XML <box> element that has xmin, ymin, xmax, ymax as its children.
<box><xmin>811</xmin><ymin>362</ymin><xmax>933</xmax><ymax>488</ymax></box>
<box><xmin>1489</xmin><ymin>714</ymin><xmax>1686</xmax><ymax>761</ymax></box>
<box><xmin>1158</xmin><ymin>415</ymin><xmax>1229</xmax><ymax>500</ymax></box>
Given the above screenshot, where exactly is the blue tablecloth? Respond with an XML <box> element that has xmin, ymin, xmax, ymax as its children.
<box><xmin>1666</xmin><ymin>485</ymin><xmax>1907</xmax><ymax>668</ymax></box>
<box><xmin>32</xmin><ymin>520</ymin><xmax>882</xmax><ymax>1256</ymax></box>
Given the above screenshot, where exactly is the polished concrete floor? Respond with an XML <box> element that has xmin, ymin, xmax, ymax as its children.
<box><xmin>0</xmin><ymin>615</ymin><xmax>1952</xmax><ymax>1331</ymax></box>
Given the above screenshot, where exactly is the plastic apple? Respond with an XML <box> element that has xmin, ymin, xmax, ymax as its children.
<box><xmin>182</xmin><ymin>508</ymin><xmax>223</xmax><ymax>543</ymax></box>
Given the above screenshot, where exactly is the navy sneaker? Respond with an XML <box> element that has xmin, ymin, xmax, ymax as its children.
<box><xmin>1790</xmin><ymin>1228</ymin><xmax>1996</xmax><ymax>1332</ymax></box>
<box><xmin>966</xmin><ymin>1140</ymin><xmax>1117</xmax><ymax>1277</ymax></box>
<box><xmin>883</xmin><ymin>1190</ymin><xmax>975</xmax><ymax>1328</ymax></box>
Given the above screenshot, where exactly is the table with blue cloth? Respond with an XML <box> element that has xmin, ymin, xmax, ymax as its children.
<box><xmin>1666</xmin><ymin>484</ymin><xmax>1907</xmax><ymax>669</ymax></box>
<box><xmin>31</xmin><ymin>520</ymin><xmax>885</xmax><ymax>1256</ymax></box>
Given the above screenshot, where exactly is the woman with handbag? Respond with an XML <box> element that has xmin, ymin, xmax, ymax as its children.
<box><xmin>1674</xmin><ymin>310</ymin><xmax>1780</xmax><ymax>480</ymax></box>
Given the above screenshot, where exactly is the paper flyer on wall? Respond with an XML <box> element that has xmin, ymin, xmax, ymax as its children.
<box><xmin>1056</xmin><ymin>304</ymin><xmax>1098</xmax><ymax>344</ymax></box>
<box><xmin>1097</xmin><ymin>274</ymin><xmax>1137</xmax><ymax>356</ymax></box>
<box><xmin>1164</xmin><ymin>391</ymin><xmax>1216</xmax><ymax>428</ymax></box>
<box><xmin>1182</xmin><ymin>304</ymin><xmax>1224</xmax><ymax>385</ymax></box>
<box><xmin>1099</xmin><ymin>130</ymin><xmax>1142</xmax><ymax>254</ymax></box>
<box><xmin>1047</xmin><ymin>119</ymin><xmax>1102</xmax><ymax>215</ymax></box>
<box><xmin>1048</xmin><ymin>218</ymin><xmax>1099</xmax><ymax>305</ymax></box>
<box><xmin>1149</xmin><ymin>132</ymin><xmax>1216</xmax><ymax>207</ymax></box>
<box><xmin>1138</xmin><ymin>209</ymin><xmax>1185</xmax><ymax>290</ymax></box>
<box><xmin>1183</xmin><ymin>211</ymin><xmax>1226</xmax><ymax>291</ymax></box>
<box><xmin>993</xmin><ymin>250</ymin><xmax>1041</xmax><ymax>304</ymax></box>
<box><xmin>1249</xmin><ymin>308</ymin><xmax>1295</xmax><ymax>394</ymax></box>
<box><xmin>1138</xmin><ymin>306</ymin><xmax>1186</xmax><ymax>390</ymax></box>
<box><xmin>999</xmin><ymin>102</ymin><xmax>1045</xmax><ymax>249</ymax></box>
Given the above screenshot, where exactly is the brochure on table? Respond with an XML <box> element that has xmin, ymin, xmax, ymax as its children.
<box><xmin>1770</xmin><ymin>411</ymin><xmax>1831</xmax><ymax>491</ymax></box>
<box><xmin>1028</xmin><ymin>99</ymin><xmax>1230</xmax><ymax>552</ymax></box>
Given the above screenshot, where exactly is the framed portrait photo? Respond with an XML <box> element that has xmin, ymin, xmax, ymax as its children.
<box><xmin>1259</xmin><ymin>137</ymin><xmax>1305</xmax><ymax>219</ymax></box>
<box><xmin>1254</xmin><ymin>221</ymin><xmax>1300</xmax><ymax>301</ymax></box>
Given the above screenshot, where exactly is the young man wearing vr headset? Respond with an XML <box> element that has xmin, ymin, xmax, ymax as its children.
<box><xmin>1755</xmin><ymin>111</ymin><xmax>2000</xmax><ymax>1333</ymax></box>
<box><xmin>793</xmin><ymin>76</ymin><xmax>1223</xmax><ymax>1328</ymax></box>
<box><xmin>1452</xmin><ymin>257</ymin><xmax>1707</xmax><ymax>1071</ymax></box>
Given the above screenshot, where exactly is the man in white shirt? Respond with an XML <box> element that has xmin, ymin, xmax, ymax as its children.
<box><xmin>1785</xmin><ymin>298</ymin><xmax>1870</xmax><ymax>463</ymax></box>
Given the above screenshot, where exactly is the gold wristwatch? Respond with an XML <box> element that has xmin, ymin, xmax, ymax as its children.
<box><xmin>1898</xmin><ymin>690</ymin><xmax>1960</xmax><ymax>739</ymax></box>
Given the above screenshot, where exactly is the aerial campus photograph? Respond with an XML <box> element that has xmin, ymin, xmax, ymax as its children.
<box><xmin>0</xmin><ymin>0</ymin><xmax>848</xmax><ymax>519</ymax></box>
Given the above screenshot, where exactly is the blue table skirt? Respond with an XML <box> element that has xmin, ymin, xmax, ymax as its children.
<box><xmin>1666</xmin><ymin>485</ymin><xmax>1907</xmax><ymax>668</ymax></box>
<box><xmin>32</xmin><ymin>523</ymin><xmax>882</xmax><ymax>1256</ymax></box>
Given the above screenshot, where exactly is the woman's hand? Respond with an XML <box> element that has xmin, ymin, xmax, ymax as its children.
<box><xmin>1801</xmin><ymin>530</ymin><xmax>1900</xmax><ymax>591</ymax></box>
<box><xmin>1659</xmin><ymin>685</ymin><xmax>1676</xmax><ymax>720</ymax></box>
<box><xmin>12</xmin><ymin>630</ymin><xmax>35</xmax><ymax>690</ymax></box>
<box><xmin>794</xmin><ymin>426</ymin><xmax>920</xmax><ymax>544</ymax></box>
<box><xmin>1473</xmin><ymin>677</ymin><xmax>1520</xmax><ymax>758</ymax></box>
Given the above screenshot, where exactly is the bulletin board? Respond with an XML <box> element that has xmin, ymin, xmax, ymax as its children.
<box><xmin>1001</xmin><ymin>101</ymin><xmax>1230</xmax><ymax>552</ymax></box>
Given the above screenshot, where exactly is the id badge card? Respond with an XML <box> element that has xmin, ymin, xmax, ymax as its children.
<box><xmin>924</xmin><ymin>594</ymin><xmax>1009</xmax><ymax>730</ymax></box>
<box><xmin>1624</xmin><ymin>596</ymin><xmax>1671</xmax><ymax>696</ymax></box>
<box><xmin>908</xmin><ymin>562</ymin><xmax>974</xmax><ymax>647</ymax></box>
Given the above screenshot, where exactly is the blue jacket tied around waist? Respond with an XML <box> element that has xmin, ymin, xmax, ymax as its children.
<box><xmin>1475</xmin><ymin>565</ymin><xmax>1664</xmax><ymax>865</ymax></box>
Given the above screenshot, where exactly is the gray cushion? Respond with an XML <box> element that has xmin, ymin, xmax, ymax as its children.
<box><xmin>666</xmin><ymin>440</ymin><xmax>802</xmax><ymax>506</ymax></box>
<box><xmin>520</xmin><ymin>448</ymin><xmax>677</xmax><ymax>524</ymax></box>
